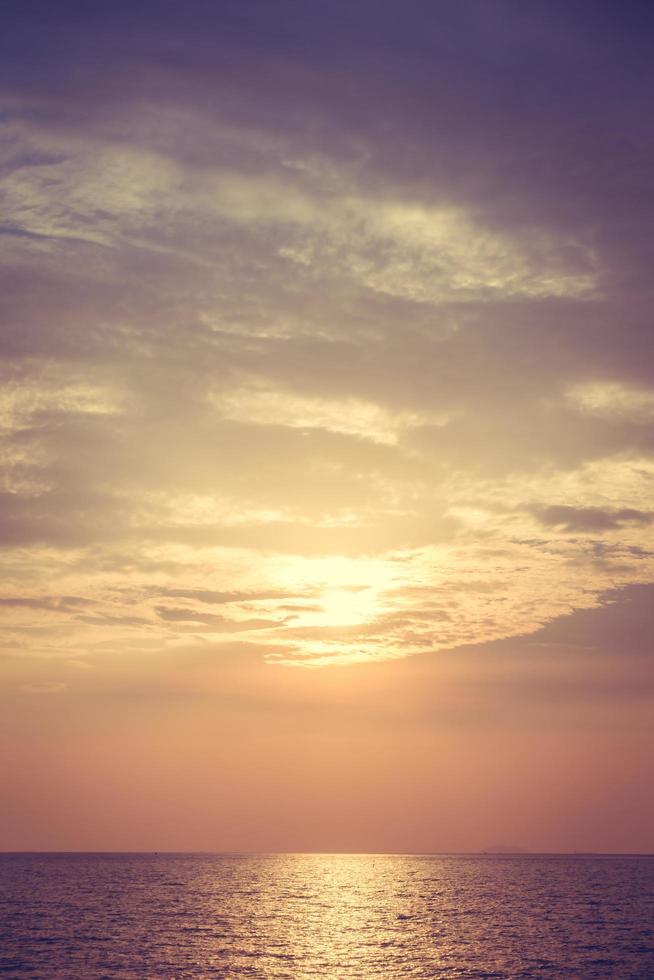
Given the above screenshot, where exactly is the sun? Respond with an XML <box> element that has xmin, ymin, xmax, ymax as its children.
<box><xmin>274</xmin><ymin>554</ymin><xmax>398</xmax><ymax>629</ymax></box>
<box><xmin>315</xmin><ymin>585</ymin><xmax>381</xmax><ymax>627</ymax></box>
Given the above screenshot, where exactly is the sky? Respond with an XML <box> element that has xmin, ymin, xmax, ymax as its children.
<box><xmin>1</xmin><ymin>0</ymin><xmax>653</xmax><ymax>853</ymax></box>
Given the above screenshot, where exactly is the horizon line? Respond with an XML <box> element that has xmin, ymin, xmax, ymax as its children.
<box><xmin>2</xmin><ymin>850</ymin><xmax>653</xmax><ymax>857</ymax></box>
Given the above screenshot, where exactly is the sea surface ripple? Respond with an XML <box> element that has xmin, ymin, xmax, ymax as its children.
<box><xmin>1</xmin><ymin>853</ymin><xmax>653</xmax><ymax>978</ymax></box>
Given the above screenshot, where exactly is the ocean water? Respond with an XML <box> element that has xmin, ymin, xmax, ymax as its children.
<box><xmin>1</xmin><ymin>854</ymin><xmax>653</xmax><ymax>979</ymax></box>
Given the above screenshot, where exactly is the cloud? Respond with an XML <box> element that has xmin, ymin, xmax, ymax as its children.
<box><xmin>566</xmin><ymin>381</ymin><xmax>654</xmax><ymax>423</ymax></box>
<box><xmin>531</xmin><ymin>505</ymin><xmax>653</xmax><ymax>533</ymax></box>
<box><xmin>19</xmin><ymin>682</ymin><xmax>67</xmax><ymax>694</ymax></box>
<box><xmin>0</xmin><ymin>595</ymin><xmax>96</xmax><ymax>611</ymax></box>
<box><xmin>154</xmin><ymin>605</ymin><xmax>289</xmax><ymax>633</ymax></box>
<box><xmin>151</xmin><ymin>587</ymin><xmax>299</xmax><ymax>605</ymax></box>
<box><xmin>1</xmin><ymin>1</ymin><xmax>654</xmax><ymax>673</ymax></box>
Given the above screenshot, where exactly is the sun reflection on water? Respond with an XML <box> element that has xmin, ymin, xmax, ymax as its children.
<box><xmin>216</xmin><ymin>854</ymin><xmax>443</xmax><ymax>977</ymax></box>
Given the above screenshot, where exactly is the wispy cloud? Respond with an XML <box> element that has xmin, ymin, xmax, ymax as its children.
<box><xmin>1</xmin><ymin>0</ymin><xmax>654</xmax><ymax>676</ymax></box>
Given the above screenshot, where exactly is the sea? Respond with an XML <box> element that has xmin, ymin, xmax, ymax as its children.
<box><xmin>1</xmin><ymin>853</ymin><xmax>653</xmax><ymax>978</ymax></box>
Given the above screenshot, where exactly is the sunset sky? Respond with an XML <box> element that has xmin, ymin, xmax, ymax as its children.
<box><xmin>1</xmin><ymin>1</ymin><xmax>653</xmax><ymax>853</ymax></box>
